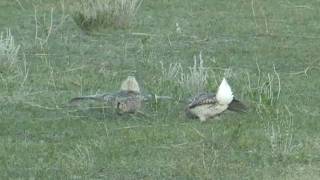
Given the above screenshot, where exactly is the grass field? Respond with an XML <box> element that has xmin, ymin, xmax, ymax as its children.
<box><xmin>1</xmin><ymin>0</ymin><xmax>320</xmax><ymax>179</ymax></box>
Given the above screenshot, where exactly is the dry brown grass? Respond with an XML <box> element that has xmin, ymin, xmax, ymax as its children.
<box><xmin>70</xmin><ymin>0</ymin><xmax>143</xmax><ymax>30</ymax></box>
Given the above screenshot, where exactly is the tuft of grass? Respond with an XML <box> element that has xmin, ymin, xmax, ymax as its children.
<box><xmin>0</xmin><ymin>29</ymin><xmax>20</xmax><ymax>67</ymax></box>
<box><xmin>161</xmin><ymin>52</ymin><xmax>209</xmax><ymax>96</ymax></box>
<box><xmin>0</xmin><ymin>28</ymin><xmax>29</xmax><ymax>103</ymax></box>
<box><xmin>179</xmin><ymin>52</ymin><xmax>209</xmax><ymax>95</ymax></box>
<box><xmin>61</xmin><ymin>144</ymin><xmax>95</xmax><ymax>177</ymax></box>
<box><xmin>264</xmin><ymin>106</ymin><xmax>300</xmax><ymax>159</ymax></box>
<box><xmin>160</xmin><ymin>61</ymin><xmax>182</xmax><ymax>83</ymax></box>
<box><xmin>70</xmin><ymin>0</ymin><xmax>143</xmax><ymax>30</ymax></box>
<box><xmin>245</xmin><ymin>64</ymin><xmax>281</xmax><ymax>111</ymax></box>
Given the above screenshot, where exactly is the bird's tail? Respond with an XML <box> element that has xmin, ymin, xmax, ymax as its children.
<box><xmin>69</xmin><ymin>93</ymin><xmax>112</xmax><ymax>105</ymax></box>
<box><xmin>227</xmin><ymin>99</ymin><xmax>248</xmax><ymax>112</ymax></box>
<box><xmin>120</xmin><ymin>76</ymin><xmax>140</xmax><ymax>93</ymax></box>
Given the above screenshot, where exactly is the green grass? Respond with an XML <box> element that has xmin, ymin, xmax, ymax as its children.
<box><xmin>1</xmin><ymin>0</ymin><xmax>320</xmax><ymax>179</ymax></box>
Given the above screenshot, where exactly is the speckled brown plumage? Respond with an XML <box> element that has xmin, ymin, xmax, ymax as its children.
<box><xmin>69</xmin><ymin>76</ymin><xmax>144</xmax><ymax>114</ymax></box>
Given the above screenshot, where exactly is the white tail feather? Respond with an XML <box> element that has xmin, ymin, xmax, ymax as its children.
<box><xmin>216</xmin><ymin>78</ymin><xmax>233</xmax><ymax>105</ymax></box>
<box><xmin>120</xmin><ymin>76</ymin><xmax>140</xmax><ymax>92</ymax></box>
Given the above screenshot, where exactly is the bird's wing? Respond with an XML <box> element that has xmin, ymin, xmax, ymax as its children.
<box><xmin>69</xmin><ymin>92</ymin><xmax>117</xmax><ymax>104</ymax></box>
<box><xmin>188</xmin><ymin>93</ymin><xmax>218</xmax><ymax>108</ymax></box>
<box><xmin>101</xmin><ymin>92</ymin><xmax>118</xmax><ymax>102</ymax></box>
<box><xmin>70</xmin><ymin>94</ymin><xmax>106</xmax><ymax>103</ymax></box>
<box><xmin>114</xmin><ymin>90</ymin><xmax>141</xmax><ymax>98</ymax></box>
<box><xmin>227</xmin><ymin>99</ymin><xmax>248</xmax><ymax>112</ymax></box>
<box><xmin>112</xmin><ymin>90</ymin><xmax>144</xmax><ymax>103</ymax></box>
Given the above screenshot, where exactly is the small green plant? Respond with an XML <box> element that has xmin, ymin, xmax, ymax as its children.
<box><xmin>71</xmin><ymin>0</ymin><xmax>143</xmax><ymax>30</ymax></box>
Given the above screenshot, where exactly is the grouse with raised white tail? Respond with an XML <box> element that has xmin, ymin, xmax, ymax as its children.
<box><xmin>185</xmin><ymin>78</ymin><xmax>247</xmax><ymax>122</ymax></box>
<box><xmin>70</xmin><ymin>76</ymin><xmax>144</xmax><ymax>114</ymax></box>
<box><xmin>69</xmin><ymin>76</ymin><xmax>172</xmax><ymax>114</ymax></box>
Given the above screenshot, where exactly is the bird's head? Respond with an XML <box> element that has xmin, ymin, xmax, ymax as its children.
<box><xmin>216</xmin><ymin>78</ymin><xmax>233</xmax><ymax>105</ymax></box>
<box><xmin>120</xmin><ymin>76</ymin><xmax>140</xmax><ymax>93</ymax></box>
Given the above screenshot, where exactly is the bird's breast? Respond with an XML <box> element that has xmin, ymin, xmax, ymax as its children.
<box><xmin>189</xmin><ymin>104</ymin><xmax>228</xmax><ymax>118</ymax></box>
